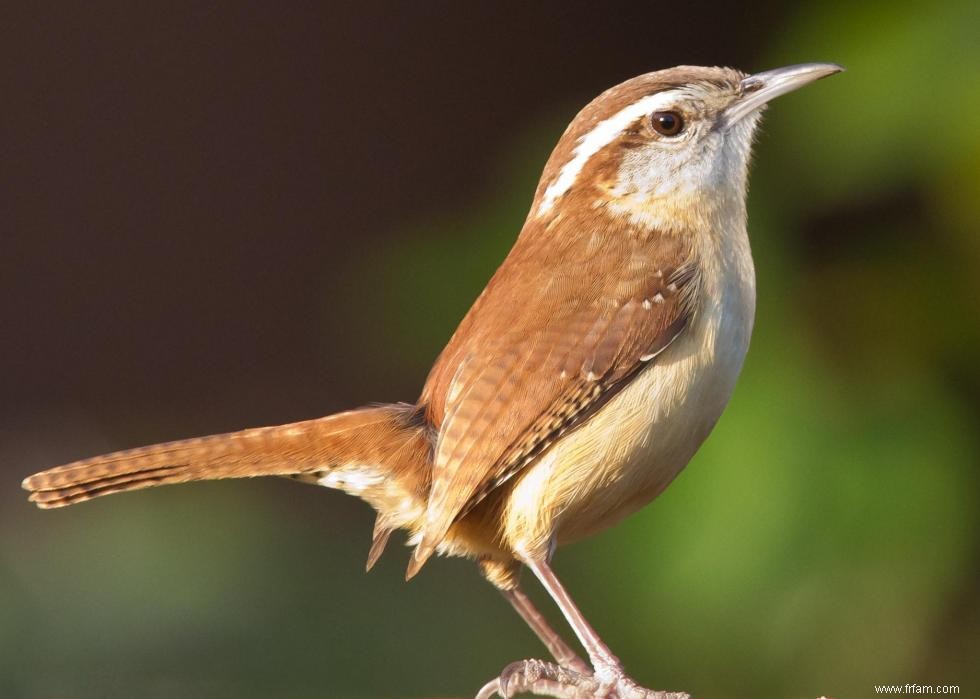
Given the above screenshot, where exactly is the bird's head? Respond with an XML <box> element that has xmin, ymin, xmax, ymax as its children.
<box><xmin>532</xmin><ymin>63</ymin><xmax>843</xmax><ymax>234</ymax></box>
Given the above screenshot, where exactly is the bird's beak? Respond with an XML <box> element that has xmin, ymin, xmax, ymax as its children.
<box><xmin>722</xmin><ymin>62</ymin><xmax>844</xmax><ymax>128</ymax></box>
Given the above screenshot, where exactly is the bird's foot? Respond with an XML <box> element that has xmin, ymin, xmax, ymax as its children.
<box><xmin>475</xmin><ymin>659</ymin><xmax>594</xmax><ymax>699</ymax></box>
<box><xmin>609</xmin><ymin>673</ymin><xmax>690</xmax><ymax>699</ymax></box>
<box><xmin>475</xmin><ymin>658</ymin><xmax>689</xmax><ymax>699</ymax></box>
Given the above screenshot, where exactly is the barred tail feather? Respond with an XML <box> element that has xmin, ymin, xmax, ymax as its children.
<box><xmin>22</xmin><ymin>403</ymin><xmax>431</xmax><ymax>510</ymax></box>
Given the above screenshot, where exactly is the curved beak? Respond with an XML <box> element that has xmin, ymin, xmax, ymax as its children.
<box><xmin>722</xmin><ymin>62</ymin><xmax>844</xmax><ymax>128</ymax></box>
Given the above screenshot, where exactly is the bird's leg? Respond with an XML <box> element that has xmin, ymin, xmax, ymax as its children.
<box><xmin>477</xmin><ymin>555</ymin><xmax>689</xmax><ymax>698</ymax></box>
<box><xmin>479</xmin><ymin>559</ymin><xmax>590</xmax><ymax>674</ymax></box>
<box><xmin>501</xmin><ymin>586</ymin><xmax>591</xmax><ymax>675</ymax></box>
<box><xmin>520</xmin><ymin>557</ymin><xmax>689</xmax><ymax>699</ymax></box>
<box><xmin>524</xmin><ymin>558</ymin><xmax>622</xmax><ymax>680</ymax></box>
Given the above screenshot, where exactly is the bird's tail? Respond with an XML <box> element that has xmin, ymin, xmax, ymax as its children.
<box><xmin>22</xmin><ymin>403</ymin><xmax>432</xmax><ymax>517</ymax></box>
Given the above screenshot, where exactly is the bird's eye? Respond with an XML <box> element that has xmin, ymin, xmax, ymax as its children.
<box><xmin>650</xmin><ymin>111</ymin><xmax>684</xmax><ymax>136</ymax></box>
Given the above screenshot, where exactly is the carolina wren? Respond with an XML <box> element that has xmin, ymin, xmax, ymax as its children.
<box><xmin>23</xmin><ymin>63</ymin><xmax>842</xmax><ymax>698</ymax></box>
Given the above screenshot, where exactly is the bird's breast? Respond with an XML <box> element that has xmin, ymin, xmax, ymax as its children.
<box><xmin>501</xmin><ymin>231</ymin><xmax>756</xmax><ymax>558</ymax></box>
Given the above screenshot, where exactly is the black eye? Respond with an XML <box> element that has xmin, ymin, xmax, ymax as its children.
<box><xmin>650</xmin><ymin>111</ymin><xmax>684</xmax><ymax>136</ymax></box>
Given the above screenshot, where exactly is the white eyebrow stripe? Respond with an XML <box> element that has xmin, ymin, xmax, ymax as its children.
<box><xmin>536</xmin><ymin>90</ymin><xmax>682</xmax><ymax>217</ymax></box>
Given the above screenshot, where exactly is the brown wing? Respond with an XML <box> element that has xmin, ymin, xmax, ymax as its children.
<box><xmin>410</xmin><ymin>224</ymin><xmax>700</xmax><ymax>572</ymax></box>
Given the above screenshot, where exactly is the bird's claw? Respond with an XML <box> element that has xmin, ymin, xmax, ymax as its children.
<box><xmin>476</xmin><ymin>658</ymin><xmax>595</xmax><ymax>698</ymax></box>
<box><xmin>611</xmin><ymin>675</ymin><xmax>690</xmax><ymax>699</ymax></box>
<box><xmin>475</xmin><ymin>658</ymin><xmax>690</xmax><ymax>699</ymax></box>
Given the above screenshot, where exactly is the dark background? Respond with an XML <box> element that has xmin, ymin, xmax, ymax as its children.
<box><xmin>2</xmin><ymin>2</ymin><xmax>978</xmax><ymax>698</ymax></box>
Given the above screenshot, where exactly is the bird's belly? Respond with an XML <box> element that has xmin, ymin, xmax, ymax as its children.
<box><xmin>501</xmin><ymin>288</ymin><xmax>753</xmax><ymax>557</ymax></box>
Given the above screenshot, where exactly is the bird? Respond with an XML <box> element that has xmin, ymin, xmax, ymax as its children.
<box><xmin>22</xmin><ymin>62</ymin><xmax>842</xmax><ymax>698</ymax></box>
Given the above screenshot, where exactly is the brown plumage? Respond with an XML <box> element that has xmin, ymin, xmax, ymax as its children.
<box><xmin>411</xmin><ymin>224</ymin><xmax>699</xmax><ymax>575</ymax></box>
<box><xmin>24</xmin><ymin>404</ymin><xmax>430</xmax><ymax>514</ymax></box>
<box><xmin>22</xmin><ymin>63</ymin><xmax>843</xmax><ymax>698</ymax></box>
<box><xmin>23</xmin><ymin>70</ymin><xmax>707</xmax><ymax>578</ymax></box>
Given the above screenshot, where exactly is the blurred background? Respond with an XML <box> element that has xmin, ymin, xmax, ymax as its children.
<box><xmin>1</xmin><ymin>2</ymin><xmax>978</xmax><ymax>698</ymax></box>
